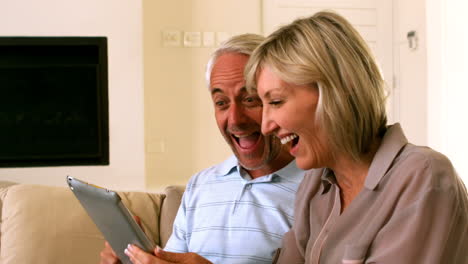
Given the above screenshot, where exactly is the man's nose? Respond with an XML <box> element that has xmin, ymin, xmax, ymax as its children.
<box><xmin>228</xmin><ymin>103</ymin><xmax>247</xmax><ymax>125</ymax></box>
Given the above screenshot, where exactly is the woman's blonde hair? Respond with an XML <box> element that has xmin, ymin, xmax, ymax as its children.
<box><xmin>245</xmin><ymin>11</ymin><xmax>387</xmax><ymax>161</ymax></box>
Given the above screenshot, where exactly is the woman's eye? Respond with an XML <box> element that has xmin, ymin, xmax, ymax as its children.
<box><xmin>269</xmin><ymin>100</ymin><xmax>283</xmax><ymax>106</ymax></box>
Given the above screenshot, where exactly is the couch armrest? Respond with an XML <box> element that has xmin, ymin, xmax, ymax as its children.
<box><xmin>0</xmin><ymin>181</ymin><xmax>17</xmax><ymax>219</ymax></box>
<box><xmin>0</xmin><ymin>183</ymin><xmax>165</xmax><ymax>264</ymax></box>
<box><xmin>0</xmin><ymin>181</ymin><xmax>17</xmax><ymax>252</ymax></box>
<box><xmin>159</xmin><ymin>185</ymin><xmax>185</xmax><ymax>247</ymax></box>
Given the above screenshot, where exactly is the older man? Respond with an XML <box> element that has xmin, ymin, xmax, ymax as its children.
<box><xmin>101</xmin><ymin>34</ymin><xmax>303</xmax><ymax>264</ymax></box>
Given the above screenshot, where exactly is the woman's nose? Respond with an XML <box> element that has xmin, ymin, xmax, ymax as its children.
<box><xmin>261</xmin><ymin>108</ymin><xmax>277</xmax><ymax>135</ymax></box>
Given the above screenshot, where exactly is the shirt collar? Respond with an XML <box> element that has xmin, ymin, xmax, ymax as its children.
<box><xmin>365</xmin><ymin>123</ymin><xmax>408</xmax><ymax>190</ymax></box>
<box><xmin>320</xmin><ymin>168</ymin><xmax>335</xmax><ymax>194</ymax></box>
<box><xmin>270</xmin><ymin>159</ymin><xmax>304</xmax><ymax>182</ymax></box>
<box><xmin>319</xmin><ymin>123</ymin><xmax>408</xmax><ymax>192</ymax></box>
<box><xmin>213</xmin><ymin>155</ymin><xmax>238</xmax><ymax>177</ymax></box>
<box><xmin>213</xmin><ymin>155</ymin><xmax>304</xmax><ymax>183</ymax></box>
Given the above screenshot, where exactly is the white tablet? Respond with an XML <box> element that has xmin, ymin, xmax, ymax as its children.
<box><xmin>66</xmin><ymin>176</ymin><xmax>155</xmax><ymax>264</ymax></box>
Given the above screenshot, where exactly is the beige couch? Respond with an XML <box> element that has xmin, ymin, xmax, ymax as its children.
<box><xmin>0</xmin><ymin>181</ymin><xmax>184</xmax><ymax>264</ymax></box>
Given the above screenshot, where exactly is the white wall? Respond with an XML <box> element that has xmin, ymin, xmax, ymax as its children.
<box><xmin>393</xmin><ymin>0</ymin><xmax>428</xmax><ymax>146</ymax></box>
<box><xmin>427</xmin><ymin>0</ymin><xmax>468</xmax><ymax>183</ymax></box>
<box><xmin>0</xmin><ymin>0</ymin><xmax>146</xmax><ymax>190</ymax></box>
<box><xmin>441</xmin><ymin>0</ymin><xmax>468</xmax><ymax>182</ymax></box>
<box><xmin>426</xmin><ymin>0</ymin><xmax>444</xmax><ymax>152</ymax></box>
<box><xmin>404</xmin><ymin>0</ymin><xmax>468</xmax><ymax>184</ymax></box>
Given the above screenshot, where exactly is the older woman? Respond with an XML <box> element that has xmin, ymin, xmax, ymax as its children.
<box><xmin>245</xmin><ymin>11</ymin><xmax>468</xmax><ymax>263</ymax></box>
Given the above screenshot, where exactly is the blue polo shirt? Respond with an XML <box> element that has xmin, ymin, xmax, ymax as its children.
<box><xmin>164</xmin><ymin>155</ymin><xmax>304</xmax><ymax>263</ymax></box>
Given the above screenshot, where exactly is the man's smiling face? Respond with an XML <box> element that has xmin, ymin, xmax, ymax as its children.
<box><xmin>210</xmin><ymin>53</ymin><xmax>282</xmax><ymax>171</ymax></box>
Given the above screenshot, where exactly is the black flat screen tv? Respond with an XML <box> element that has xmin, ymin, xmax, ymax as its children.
<box><xmin>0</xmin><ymin>37</ymin><xmax>109</xmax><ymax>167</ymax></box>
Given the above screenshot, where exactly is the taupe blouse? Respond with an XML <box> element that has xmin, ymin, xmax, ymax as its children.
<box><xmin>275</xmin><ymin>123</ymin><xmax>468</xmax><ymax>264</ymax></box>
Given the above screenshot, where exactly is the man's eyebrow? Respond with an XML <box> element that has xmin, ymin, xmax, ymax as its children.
<box><xmin>210</xmin><ymin>88</ymin><xmax>223</xmax><ymax>95</ymax></box>
<box><xmin>246</xmin><ymin>89</ymin><xmax>261</xmax><ymax>98</ymax></box>
<box><xmin>239</xmin><ymin>86</ymin><xmax>252</xmax><ymax>95</ymax></box>
<box><xmin>247</xmin><ymin>87</ymin><xmax>258</xmax><ymax>94</ymax></box>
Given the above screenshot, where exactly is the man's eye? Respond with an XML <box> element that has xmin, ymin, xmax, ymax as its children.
<box><xmin>215</xmin><ymin>101</ymin><xmax>226</xmax><ymax>106</ymax></box>
<box><xmin>244</xmin><ymin>96</ymin><xmax>262</xmax><ymax>106</ymax></box>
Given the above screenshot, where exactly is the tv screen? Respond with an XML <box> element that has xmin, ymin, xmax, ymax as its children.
<box><xmin>0</xmin><ymin>37</ymin><xmax>109</xmax><ymax>167</ymax></box>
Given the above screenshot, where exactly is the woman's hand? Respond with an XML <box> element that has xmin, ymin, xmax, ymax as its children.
<box><xmin>125</xmin><ymin>244</ymin><xmax>212</xmax><ymax>264</ymax></box>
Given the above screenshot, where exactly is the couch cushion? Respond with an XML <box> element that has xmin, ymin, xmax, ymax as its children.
<box><xmin>159</xmin><ymin>185</ymin><xmax>185</xmax><ymax>247</ymax></box>
<box><xmin>0</xmin><ymin>184</ymin><xmax>164</xmax><ymax>264</ymax></box>
<box><xmin>118</xmin><ymin>190</ymin><xmax>164</xmax><ymax>246</ymax></box>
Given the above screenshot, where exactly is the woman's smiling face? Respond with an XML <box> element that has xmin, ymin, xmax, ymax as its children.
<box><xmin>256</xmin><ymin>66</ymin><xmax>332</xmax><ymax>170</ymax></box>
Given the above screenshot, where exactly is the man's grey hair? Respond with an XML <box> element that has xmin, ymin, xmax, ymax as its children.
<box><xmin>205</xmin><ymin>33</ymin><xmax>265</xmax><ymax>87</ymax></box>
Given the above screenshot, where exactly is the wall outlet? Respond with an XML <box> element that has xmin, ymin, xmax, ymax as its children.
<box><xmin>216</xmin><ymin>32</ymin><xmax>231</xmax><ymax>46</ymax></box>
<box><xmin>147</xmin><ymin>140</ymin><xmax>166</xmax><ymax>153</ymax></box>
<box><xmin>184</xmin><ymin>31</ymin><xmax>201</xmax><ymax>47</ymax></box>
<box><xmin>162</xmin><ymin>30</ymin><xmax>181</xmax><ymax>47</ymax></box>
<box><xmin>203</xmin><ymin>32</ymin><xmax>215</xmax><ymax>47</ymax></box>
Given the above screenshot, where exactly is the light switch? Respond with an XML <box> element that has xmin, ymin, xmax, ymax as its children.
<box><xmin>216</xmin><ymin>32</ymin><xmax>231</xmax><ymax>46</ymax></box>
<box><xmin>162</xmin><ymin>30</ymin><xmax>181</xmax><ymax>47</ymax></box>
<box><xmin>203</xmin><ymin>32</ymin><xmax>215</xmax><ymax>47</ymax></box>
<box><xmin>184</xmin><ymin>31</ymin><xmax>201</xmax><ymax>47</ymax></box>
<box><xmin>147</xmin><ymin>140</ymin><xmax>166</xmax><ymax>153</ymax></box>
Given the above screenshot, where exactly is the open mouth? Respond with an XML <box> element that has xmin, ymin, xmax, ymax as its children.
<box><xmin>232</xmin><ymin>132</ymin><xmax>261</xmax><ymax>150</ymax></box>
<box><xmin>280</xmin><ymin>133</ymin><xmax>299</xmax><ymax>148</ymax></box>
